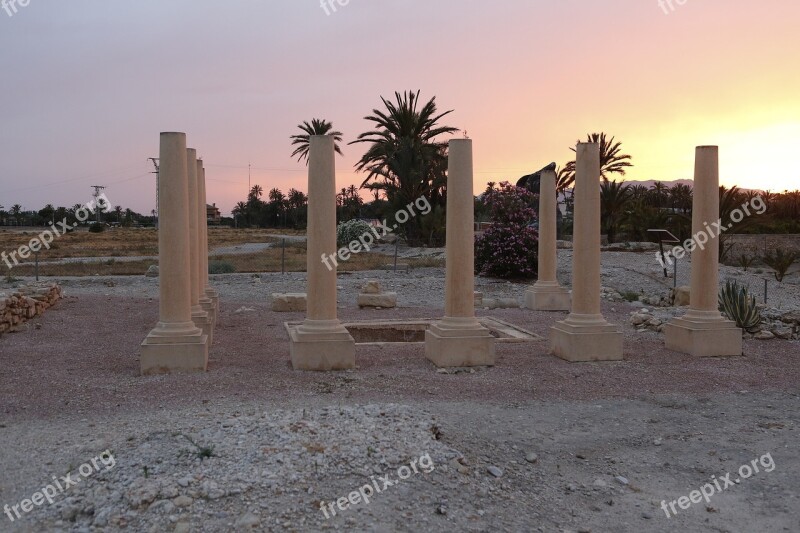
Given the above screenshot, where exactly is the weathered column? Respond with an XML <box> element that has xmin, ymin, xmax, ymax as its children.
<box><xmin>196</xmin><ymin>160</ymin><xmax>216</xmax><ymax>336</ymax></box>
<box><xmin>187</xmin><ymin>149</ymin><xmax>212</xmax><ymax>341</ymax></box>
<box><xmin>198</xmin><ymin>162</ymin><xmax>220</xmax><ymax>318</ymax></box>
<box><xmin>525</xmin><ymin>164</ymin><xmax>571</xmax><ymax>311</ymax></box>
<box><xmin>288</xmin><ymin>135</ymin><xmax>355</xmax><ymax>370</ymax></box>
<box><xmin>425</xmin><ymin>139</ymin><xmax>495</xmax><ymax>367</ymax></box>
<box><xmin>550</xmin><ymin>142</ymin><xmax>622</xmax><ymax>362</ymax></box>
<box><xmin>665</xmin><ymin>146</ymin><xmax>742</xmax><ymax>356</ymax></box>
<box><xmin>140</xmin><ymin>132</ymin><xmax>208</xmax><ymax>375</ymax></box>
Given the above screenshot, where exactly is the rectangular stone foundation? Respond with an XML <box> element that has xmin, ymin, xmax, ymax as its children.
<box><xmin>525</xmin><ymin>288</ymin><xmax>572</xmax><ymax>311</ymax></box>
<box><xmin>551</xmin><ymin>321</ymin><xmax>623</xmax><ymax>362</ymax></box>
<box><xmin>288</xmin><ymin>327</ymin><xmax>356</xmax><ymax>371</ymax></box>
<box><xmin>665</xmin><ymin>317</ymin><xmax>742</xmax><ymax>357</ymax></box>
<box><xmin>424</xmin><ymin>324</ymin><xmax>496</xmax><ymax>368</ymax></box>
<box><xmin>140</xmin><ymin>335</ymin><xmax>209</xmax><ymax>375</ymax></box>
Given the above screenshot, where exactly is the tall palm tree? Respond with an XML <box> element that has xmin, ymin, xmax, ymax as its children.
<box><xmin>600</xmin><ymin>180</ymin><xmax>632</xmax><ymax>243</ymax></box>
<box><xmin>290</xmin><ymin>119</ymin><xmax>343</xmax><ymax>163</ymax></box>
<box><xmin>10</xmin><ymin>204</ymin><xmax>22</xmax><ymax>225</ymax></box>
<box><xmin>650</xmin><ymin>182</ymin><xmax>668</xmax><ymax>208</ymax></box>
<box><xmin>249</xmin><ymin>185</ymin><xmax>263</xmax><ymax>201</ymax></box>
<box><xmin>114</xmin><ymin>205</ymin><xmax>123</xmax><ymax>222</ymax></box>
<box><xmin>562</xmin><ymin>132</ymin><xmax>633</xmax><ymax>185</ymax></box>
<box><xmin>350</xmin><ymin>90</ymin><xmax>457</xmax><ymax>218</ymax></box>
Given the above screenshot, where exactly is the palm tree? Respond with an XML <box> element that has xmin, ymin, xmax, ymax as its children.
<box><xmin>114</xmin><ymin>205</ymin><xmax>123</xmax><ymax>223</ymax></box>
<box><xmin>669</xmin><ymin>183</ymin><xmax>693</xmax><ymax>213</ymax></box>
<box><xmin>350</xmin><ymin>90</ymin><xmax>457</xmax><ymax>243</ymax></box>
<box><xmin>233</xmin><ymin>201</ymin><xmax>249</xmax><ymax>226</ymax></box>
<box><xmin>650</xmin><ymin>182</ymin><xmax>668</xmax><ymax>208</ymax></box>
<box><xmin>562</xmin><ymin>132</ymin><xmax>633</xmax><ymax>185</ymax></box>
<box><xmin>249</xmin><ymin>185</ymin><xmax>263</xmax><ymax>201</ymax></box>
<box><xmin>600</xmin><ymin>180</ymin><xmax>632</xmax><ymax>243</ymax></box>
<box><xmin>10</xmin><ymin>204</ymin><xmax>23</xmax><ymax>225</ymax></box>
<box><xmin>290</xmin><ymin>119</ymin><xmax>343</xmax><ymax>163</ymax></box>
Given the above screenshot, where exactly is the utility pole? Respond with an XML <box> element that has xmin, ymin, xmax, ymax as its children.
<box><xmin>91</xmin><ymin>185</ymin><xmax>106</xmax><ymax>223</ymax></box>
<box><xmin>149</xmin><ymin>158</ymin><xmax>160</xmax><ymax>229</ymax></box>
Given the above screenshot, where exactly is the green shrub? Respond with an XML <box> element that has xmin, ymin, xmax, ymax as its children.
<box><xmin>337</xmin><ymin>219</ymin><xmax>373</xmax><ymax>247</ymax></box>
<box><xmin>763</xmin><ymin>248</ymin><xmax>798</xmax><ymax>282</ymax></box>
<box><xmin>718</xmin><ymin>280</ymin><xmax>761</xmax><ymax>333</ymax></box>
<box><xmin>737</xmin><ymin>254</ymin><xmax>755</xmax><ymax>271</ymax></box>
<box><xmin>88</xmin><ymin>223</ymin><xmax>105</xmax><ymax>233</ymax></box>
<box><xmin>208</xmin><ymin>261</ymin><xmax>236</xmax><ymax>274</ymax></box>
<box><xmin>621</xmin><ymin>291</ymin><xmax>640</xmax><ymax>302</ymax></box>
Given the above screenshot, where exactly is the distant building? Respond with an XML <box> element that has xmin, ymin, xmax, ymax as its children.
<box><xmin>206</xmin><ymin>203</ymin><xmax>221</xmax><ymax>224</ymax></box>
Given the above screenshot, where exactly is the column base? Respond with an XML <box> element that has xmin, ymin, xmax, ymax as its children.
<box><xmin>424</xmin><ymin>318</ymin><xmax>496</xmax><ymax>368</ymax></box>
<box><xmin>200</xmin><ymin>297</ymin><xmax>216</xmax><ymax>329</ymax></box>
<box><xmin>550</xmin><ymin>315</ymin><xmax>623</xmax><ymax>362</ymax></box>
<box><xmin>525</xmin><ymin>282</ymin><xmax>571</xmax><ymax>311</ymax></box>
<box><xmin>192</xmin><ymin>307</ymin><xmax>213</xmax><ymax>345</ymax></box>
<box><xmin>205</xmin><ymin>287</ymin><xmax>219</xmax><ymax>320</ymax></box>
<box><xmin>665</xmin><ymin>314</ymin><xmax>742</xmax><ymax>357</ymax></box>
<box><xmin>288</xmin><ymin>320</ymin><xmax>356</xmax><ymax>371</ymax></box>
<box><xmin>140</xmin><ymin>323</ymin><xmax>208</xmax><ymax>375</ymax></box>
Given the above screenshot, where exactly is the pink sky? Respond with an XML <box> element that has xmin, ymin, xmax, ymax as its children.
<box><xmin>1</xmin><ymin>0</ymin><xmax>798</xmax><ymax>216</ymax></box>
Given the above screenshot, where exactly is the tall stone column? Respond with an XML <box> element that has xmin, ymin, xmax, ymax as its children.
<box><xmin>425</xmin><ymin>139</ymin><xmax>495</xmax><ymax>368</ymax></box>
<box><xmin>198</xmin><ymin>162</ymin><xmax>220</xmax><ymax>318</ymax></box>
<box><xmin>288</xmin><ymin>135</ymin><xmax>355</xmax><ymax>371</ymax></box>
<box><xmin>665</xmin><ymin>146</ymin><xmax>742</xmax><ymax>356</ymax></box>
<box><xmin>550</xmin><ymin>142</ymin><xmax>622</xmax><ymax>362</ymax></box>
<box><xmin>187</xmin><ymin>149</ymin><xmax>212</xmax><ymax>341</ymax></box>
<box><xmin>525</xmin><ymin>164</ymin><xmax>571</xmax><ymax>311</ymax></box>
<box><xmin>196</xmin><ymin>160</ymin><xmax>216</xmax><ymax>336</ymax></box>
<box><xmin>140</xmin><ymin>132</ymin><xmax>208</xmax><ymax>375</ymax></box>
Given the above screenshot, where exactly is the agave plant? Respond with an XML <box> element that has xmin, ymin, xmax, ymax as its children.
<box><xmin>718</xmin><ymin>280</ymin><xmax>761</xmax><ymax>333</ymax></box>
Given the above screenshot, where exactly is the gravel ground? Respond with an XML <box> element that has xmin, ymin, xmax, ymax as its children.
<box><xmin>1</xmin><ymin>251</ymin><xmax>799</xmax><ymax>532</ymax></box>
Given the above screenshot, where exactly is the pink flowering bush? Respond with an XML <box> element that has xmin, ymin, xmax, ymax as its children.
<box><xmin>475</xmin><ymin>181</ymin><xmax>538</xmax><ymax>279</ymax></box>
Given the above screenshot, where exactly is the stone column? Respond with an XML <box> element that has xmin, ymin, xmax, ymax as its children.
<box><xmin>198</xmin><ymin>162</ymin><xmax>220</xmax><ymax>318</ymax></box>
<box><xmin>425</xmin><ymin>139</ymin><xmax>495</xmax><ymax>368</ymax></box>
<box><xmin>196</xmin><ymin>160</ymin><xmax>216</xmax><ymax>336</ymax></box>
<box><xmin>140</xmin><ymin>132</ymin><xmax>208</xmax><ymax>375</ymax></box>
<box><xmin>665</xmin><ymin>146</ymin><xmax>742</xmax><ymax>356</ymax></box>
<box><xmin>525</xmin><ymin>165</ymin><xmax>571</xmax><ymax>311</ymax></box>
<box><xmin>187</xmin><ymin>149</ymin><xmax>212</xmax><ymax>341</ymax></box>
<box><xmin>550</xmin><ymin>142</ymin><xmax>622</xmax><ymax>362</ymax></box>
<box><xmin>288</xmin><ymin>135</ymin><xmax>355</xmax><ymax>371</ymax></box>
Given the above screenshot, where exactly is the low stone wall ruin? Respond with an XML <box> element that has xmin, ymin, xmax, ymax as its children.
<box><xmin>0</xmin><ymin>283</ymin><xmax>62</xmax><ymax>336</ymax></box>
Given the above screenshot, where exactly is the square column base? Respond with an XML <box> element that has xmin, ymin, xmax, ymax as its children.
<box><xmin>551</xmin><ymin>319</ymin><xmax>623</xmax><ymax>362</ymax></box>
<box><xmin>288</xmin><ymin>324</ymin><xmax>356</xmax><ymax>371</ymax></box>
<box><xmin>525</xmin><ymin>285</ymin><xmax>571</xmax><ymax>311</ymax></box>
<box><xmin>424</xmin><ymin>321</ymin><xmax>496</xmax><ymax>368</ymax></box>
<box><xmin>665</xmin><ymin>316</ymin><xmax>742</xmax><ymax>357</ymax></box>
<box><xmin>205</xmin><ymin>288</ymin><xmax>219</xmax><ymax>319</ymax></box>
<box><xmin>192</xmin><ymin>311</ymin><xmax>213</xmax><ymax>345</ymax></box>
<box><xmin>200</xmin><ymin>300</ymin><xmax>216</xmax><ymax>329</ymax></box>
<box><xmin>140</xmin><ymin>330</ymin><xmax>208</xmax><ymax>375</ymax></box>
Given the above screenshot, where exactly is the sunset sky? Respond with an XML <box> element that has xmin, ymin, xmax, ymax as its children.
<box><xmin>1</xmin><ymin>0</ymin><xmax>798</xmax><ymax>216</ymax></box>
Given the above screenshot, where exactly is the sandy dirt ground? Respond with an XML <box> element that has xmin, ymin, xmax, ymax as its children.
<box><xmin>0</xmin><ymin>273</ymin><xmax>798</xmax><ymax>532</ymax></box>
